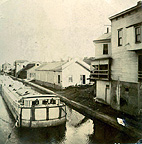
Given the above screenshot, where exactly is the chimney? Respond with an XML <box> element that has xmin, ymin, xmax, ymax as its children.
<box><xmin>137</xmin><ymin>1</ymin><xmax>142</xmax><ymax>6</ymax></box>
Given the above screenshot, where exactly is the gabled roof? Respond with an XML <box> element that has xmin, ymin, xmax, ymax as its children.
<box><xmin>36</xmin><ymin>61</ymin><xmax>67</xmax><ymax>71</ymax></box>
<box><xmin>36</xmin><ymin>59</ymin><xmax>90</xmax><ymax>72</ymax></box>
<box><xmin>93</xmin><ymin>32</ymin><xmax>111</xmax><ymax>43</ymax></box>
<box><xmin>75</xmin><ymin>61</ymin><xmax>90</xmax><ymax>72</ymax></box>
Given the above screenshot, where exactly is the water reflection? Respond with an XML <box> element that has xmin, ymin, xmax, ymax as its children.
<box><xmin>15</xmin><ymin>125</ymin><xmax>66</xmax><ymax>144</ymax></box>
<box><xmin>89</xmin><ymin>119</ymin><xmax>137</xmax><ymax>144</ymax></box>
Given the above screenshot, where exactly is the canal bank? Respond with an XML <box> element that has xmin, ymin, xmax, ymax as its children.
<box><xmin>0</xmin><ymin>94</ymin><xmax>138</xmax><ymax>144</ymax></box>
<box><xmin>10</xmin><ymin>76</ymin><xmax>142</xmax><ymax>139</ymax></box>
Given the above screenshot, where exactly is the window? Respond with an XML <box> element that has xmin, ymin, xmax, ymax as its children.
<box><xmin>103</xmin><ymin>44</ymin><xmax>108</xmax><ymax>55</ymax></box>
<box><xmin>58</xmin><ymin>75</ymin><xmax>60</xmax><ymax>84</ymax></box>
<box><xmin>118</xmin><ymin>29</ymin><xmax>123</xmax><ymax>46</ymax></box>
<box><xmin>69</xmin><ymin>75</ymin><xmax>73</xmax><ymax>82</ymax></box>
<box><xmin>135</xmin><ymin>26</ymin><xmax>141</xmax><ymax>43</ymax></box>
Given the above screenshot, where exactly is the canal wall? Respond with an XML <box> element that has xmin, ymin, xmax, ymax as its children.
<box><xmin>10</xmin><ymin>75</ymin><xmax>142</xmax><ymax>138</ymax></box>
<box><xmin>111</xmin><ymin>80</ymin><xmax>139</xmax><ymax>116</ymax></box>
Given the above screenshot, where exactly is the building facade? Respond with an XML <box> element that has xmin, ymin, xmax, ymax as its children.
<box><xmin>110</xmin><ymin>1</ymin><xmax>142</xmax><ymax>115</ymax></box>
<box><xmin>91</xmin><ymin>1</ymin><xmax>142</xmax><ymax>116</ymax></box>
<box><xmin>26</xmin><ymin>62</ymin><xmax>41</xmax><ymax>80</ymax></box>
<box><xmin>90</xmin><ymin>32</ymin><xmax>111</xmax><ymax>104</ymax></box>
<box><xmin>1</xmin><ymin>62</ymin><xmax>13</xmax><ymax>74</ymax></box>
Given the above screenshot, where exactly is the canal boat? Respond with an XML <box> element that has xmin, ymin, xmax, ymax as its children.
<box><xmin>0</xmin><ymin>75</ymin><xmax>66</xmax><ymax>128</ymax></box>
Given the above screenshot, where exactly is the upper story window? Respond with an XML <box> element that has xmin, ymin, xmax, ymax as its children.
<box><xmin>135</xmin><ymin>26</ymin><xmax>141</xmax><ymax>43</ymax></box>
<box><xmin>103</xmin><ymin>44</ymin><xmax>108</xmax><ymax>55</ymax></box>
<box><xmin>118</xmin><ymin>29</ymin><xmax>123</xmax><ymax>46</ymax></box>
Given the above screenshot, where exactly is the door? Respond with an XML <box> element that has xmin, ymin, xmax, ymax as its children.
<box><xmin>83</xmin><ymin>75</ymin><xmax>86</xmax><ymax>84</ymax></box>
<box><xmin>80</xmin><ymin>75</ymin><xmax>86</xmax><ymax>84</ymax></box>
<box><xmin>105</xmin><ymin>85</ymin><xmax>110</xmax><ymax>104</ymax></box>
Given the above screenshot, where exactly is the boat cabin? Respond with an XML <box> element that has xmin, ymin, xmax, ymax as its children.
<box><xmin>21</xmin><ymin>96</ymin><xmax>60</xmax><ymax>107</ymax></box>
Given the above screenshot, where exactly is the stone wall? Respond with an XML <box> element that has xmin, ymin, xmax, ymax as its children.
<box><xmin>111</xmin><ymin>80</ymin><xmax>138</xmax><ymax>116</ymax></box>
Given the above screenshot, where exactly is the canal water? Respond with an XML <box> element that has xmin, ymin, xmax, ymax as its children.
<box><xmin>0</xmin><ymin>95</ymin><xmax>139</xmax><ymax>144</ymax></box>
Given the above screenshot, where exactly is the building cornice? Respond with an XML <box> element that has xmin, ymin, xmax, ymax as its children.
<box><xmin>109</xmin><ymin>2</ymin><xmax>142</xmax><ymax>20</ymax></box>
<box><xmin>93</xmin><ymin>39</ymin><xmax>111</xmax><ymax>43</ymax></box>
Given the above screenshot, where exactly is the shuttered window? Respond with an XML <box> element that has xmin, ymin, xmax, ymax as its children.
<box><xmin>118</xmin><ymin>29</ymin><xmax>123</xmax><ymax>46</ymax></box>
<box><xmin>135</xmin><ymin>26</ymin><xmax>141</xmax><ymax>43</ymax></box>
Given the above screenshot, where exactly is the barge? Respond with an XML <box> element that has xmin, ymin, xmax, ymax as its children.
<box><xmin>0</xmin><ymin>75</ymin><xmax>66</xmax><ymax>128</ymax></box>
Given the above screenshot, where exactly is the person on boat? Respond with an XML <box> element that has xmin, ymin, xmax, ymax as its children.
<box><xmin>35</xmin><ymin>99</ymin><xmax>39</xmax><ymax>105</ymax></box>
<box><xmin>50</xmin><ymin>98</ymin><xmax>55</xmax><ymax>104</ymax></box>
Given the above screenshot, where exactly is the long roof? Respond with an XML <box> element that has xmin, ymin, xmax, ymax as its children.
<box><xmin>36</xmin><ymin>59</ymin><xmax>90</xmax><ymax>72</ymax></box>
<box><xmin>36</xmin><ymin>61</ymin><xmax>67</xmax><ymax>71</ymax></box>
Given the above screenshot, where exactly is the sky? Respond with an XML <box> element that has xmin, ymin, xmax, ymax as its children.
<box><xmin>0</xmin><ymin>0</ymin><xmax>138</xmax><ymax>65</ymax></box>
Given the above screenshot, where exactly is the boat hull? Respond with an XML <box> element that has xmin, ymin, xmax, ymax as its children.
<box><xmin>0</xmin><ymin>83</ymin><xmax>66</xmax><ymax>128</ymax></box>
<box><xmin>21</xmin><ymin>117</ymin><xmax>66</xmax><ymax>128</ymax></box>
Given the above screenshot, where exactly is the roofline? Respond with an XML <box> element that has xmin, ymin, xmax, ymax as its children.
<box><xmin>109</xmin><ymin>2</ymin><xmax>142</xmax><ymax>20</ymax></box>
<box><xmin>93</xmin><ymin>39</ymin><xmax>111</xmax><ymax>43</ymax></box>
<box><xmin>92</xmin><ymin>57</ymin><xmax>112</xmax><ymax>61</ymax></box>
<box><xmin>75</xmin><ymin>61</ymin><xmax>90</xmax><ymax>72</ymax></box>
<box><xmin>21</xmin><ymin>94</ymin><xmax>58</xmax><ymax>99</ymax></box>
<box><xmin>36</xmin><ymin>69</ymin><xmax>62</xmax><ymax>72</ymax></box>
<box><xmin>35</xmin><ymin>61</ymin><xmax>66</xmax><ymax>71</ymax></box>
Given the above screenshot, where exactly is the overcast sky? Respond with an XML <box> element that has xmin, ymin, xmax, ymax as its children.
<box><xmin>0</xmin><ymin>0</ymin><xmax>138</xmax><ymax>65</ymax></box>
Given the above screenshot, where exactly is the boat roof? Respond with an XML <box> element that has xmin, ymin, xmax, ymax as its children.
<box><xmin>21</xmin><ymin>94</ymin><xmax>59</xmax><ymax>99</ymax></box>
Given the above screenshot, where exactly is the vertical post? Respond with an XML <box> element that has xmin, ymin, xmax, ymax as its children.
<box><xmin>31</xmin><ymin>106</ymin><xmax>35</xmax><ymax>120</ymax></box>
<box><xmin>46</xmin><ymin>107</ymin><xmax>49</xmax><ymax>120</ymax></box>
<box><xmin>116</xmin><ymin>77</ymin><xmax>120</xmax><ymax>110</ymax></box>
<box><xmin>138</xmin><ymin>82</ymin><xmax>140</xmax><ymax>114</ymax></box>
<box><xmin>105</xmin><ymin>87</ymin><xmax>107</xmax><ymax>102</ymax></box>
<box><xmin>108</xmin><ymin>59</ymin><xmax>110</xmax><ymax>80</ymax></box>
<box><xmin>59</xmin><ymin>107</ymin><xmax>62</xmax><ymax>119</ymax></box>
<box><xmin>20</xmin><ymin>108</ymin><xmax>22</xmax><ymax>127</ymax></box>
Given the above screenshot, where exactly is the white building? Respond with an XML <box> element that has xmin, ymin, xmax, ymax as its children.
<box><xmin>35</xmin><ymin>59</ymin><xmax>90</xmax><ymax>89</ymax></box>
<box><xmin>2</xmin><ymin>62</ymin><xmax>13</xmax><ymax>73</ymax></box>
<box><xmin>14</xmin><ymin>60</ymin><xmax>29</xmax><ymax>77</ymax></box>
<box><xmin>26</xmin><ymin>62</ymin><xmax>41</xmax><ymax>80</ymax></box>
<box><xmin>90</xmin><ymin>31</ymin><xmax>111</xmax><ymax>104</ymax></box>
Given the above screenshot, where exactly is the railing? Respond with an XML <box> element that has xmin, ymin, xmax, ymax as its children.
<box><xmin>90</xmin><ymin>69</ymin><xmax>110</xmax><ymax>80</ymax></box>
<box><xmin>138</xmin><ymin>71</ymin><xmax>142</xmax><ymax>81</ymax></box>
